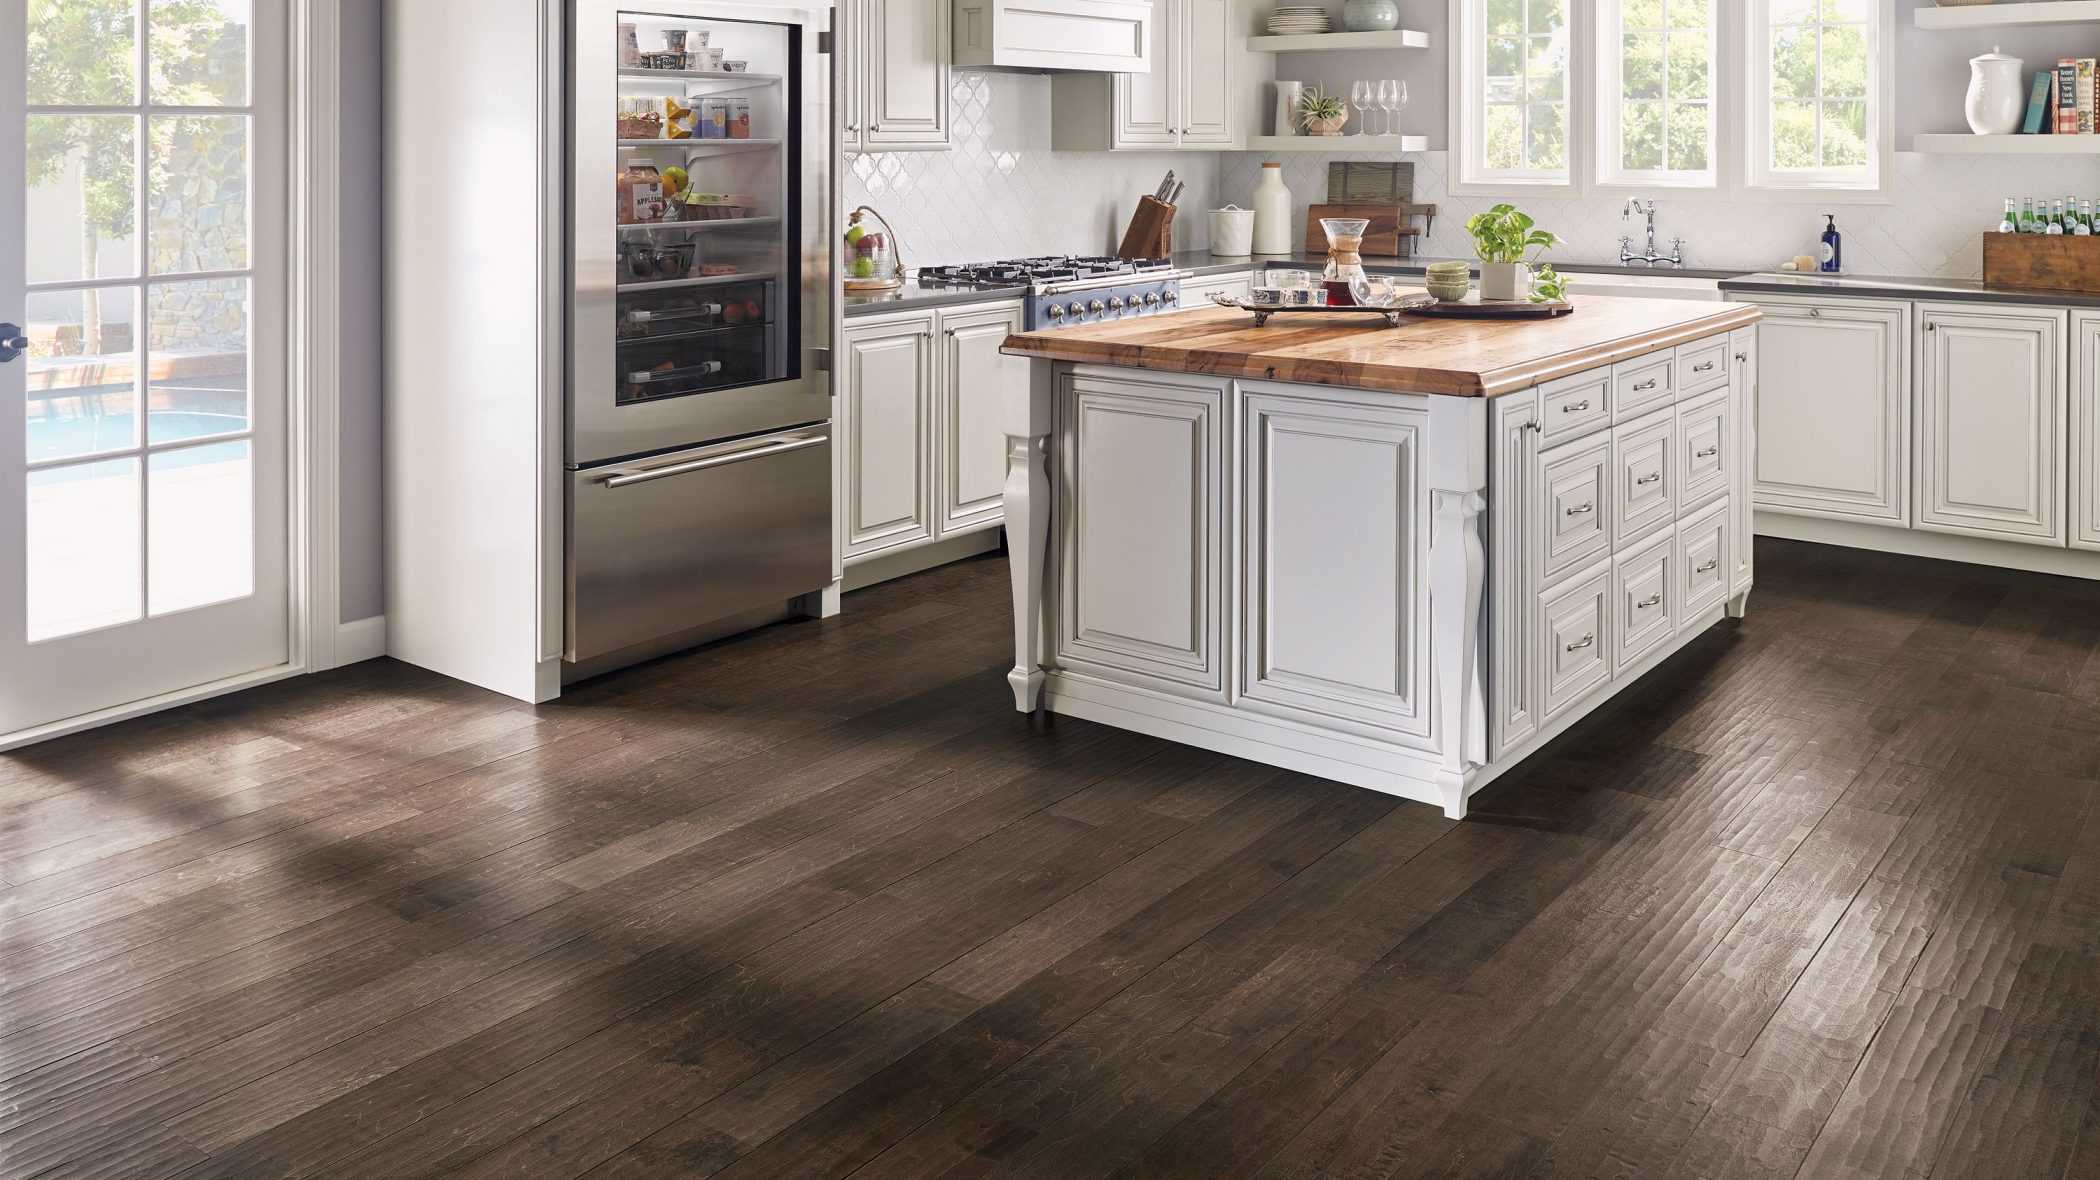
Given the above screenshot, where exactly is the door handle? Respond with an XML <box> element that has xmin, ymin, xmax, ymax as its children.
<box><xmin>1564</xmin><ymin>501</ymin><xmax>1594</xmax><ymax>517</ymax></box>
<box><xmin>0</xmin><ymin>322</ymin><xmax>26</xmax><ymax>364</ymax></box>
<box><xmin>1636</xmin><ymin>593</ymin><xmax>1662</xmax><ymax>609</ymax></box>
<box><xmin>1564</xmin><ymin>632</ymin><xmax>1594</xmax><ymax>652</ymax></box>
<box><xmin>1633</xmin><ymin>378</ymin><xmax>1658</xmax><ymax>392</ymax></box>
<box><xmin>1692</xmin><ymin>360</ymin><xmax>1716</xmax><ymax>372</ymax></box>
<box><xmin>1635</xmin><ymin>471</ymin><xmax>1662</xmax><ymax>485</ymax></box>
<box><xmin>1696</xmin><ymin>558</ymin><xmax>1719</xmax><ymax>573</ymax></box>
<box><xmin>600</xmin><ymin>434</ymin><xmax>825</xmax><ymax>488</ymax></box>
<box><xmin>1695</xmin><ymin>445</ymin><xmax>1720</xmax><ymax>458</ymax></box>
<box><xmin>1561</xmin><ymin>399</ymin><xmax>1590</xmax><ymax>413</ymax></box>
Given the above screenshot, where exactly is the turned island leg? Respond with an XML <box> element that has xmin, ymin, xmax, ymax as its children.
<box><xmin>1429</xmin><ymin>398</ymin><xmax>1490</xmax><ymax>821</ymax></box>
<box><xmin>1005</xmin><ymin>360</ymin><xmax>1056</xmax><ymax>712</ymax></box>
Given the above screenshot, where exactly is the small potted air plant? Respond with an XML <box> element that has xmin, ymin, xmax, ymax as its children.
<box><xmin>1296</xmin><ymin>87</ymin><xmax>1348</xmax><ymax>136</ymax></box>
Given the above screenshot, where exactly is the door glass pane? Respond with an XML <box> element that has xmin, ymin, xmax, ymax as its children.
<box><xmin>146</xmin><ymin>277</ymin><xmax>249</xmax><ymax>443</ymax></box>
<box><xmin>26</xmin><ymin>0</ymin><xmax>138</xmax><ymax>106</ymax></box>
<box><xmin>149</xmin><ymin>440</ymin><xmax>252</xmax><ymax>615</ymax></box>
<box><xmin>27</xmin><ymin>458</ymin><xmax>142</xmax><ymax>642</ymax></box>
<box><xmin>150</xmin><ymin>0</ymin><xmax>251</xmax><ymax>106</ymax></box>
<box><xmin>25</xmin><ymin>287</ymin><xmax>140</xmax><ymax>462</ymax></box>
<box><xmin>148</xmin><ymin>115</ymin><xmax>248</xmax><ymax>274</ymax></box>
<box><xmin>25</xmin><ymin>115</ymin><xmax>139</xmax><ymax>284</ymax></box>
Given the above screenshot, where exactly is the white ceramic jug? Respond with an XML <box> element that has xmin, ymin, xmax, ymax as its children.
<box><xmin>1966</xmin><ymin>47</ymin><xmax>2024</xmax><ymax>136</ymax></box>
<box><xmin>1251</xmin><ymin>164</ymin><xmax>1294</xmax><ymax>255</ymax></box>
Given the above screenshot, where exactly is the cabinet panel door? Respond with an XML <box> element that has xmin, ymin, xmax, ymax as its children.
<box><xmin>1540</xmin><ymin>560</ymin><xmax>1611</xmax><ymax>723</ymax></box>
<box><xmin>1490</xmin><ymin>392</ymin><xmax>1542</xmax><ymax>757</ymax></box>
<box><xmin>1612</xmin><ymin>407</ymin><xmax>1676</xmax><ymax>551</ymax></box>
<box><xmin>841</xmin><ymin>317</ymin><xmax>935</xmax><ymax>558</ymax></box>
<box><xmin>863</xmin><ymin>0</ymin><xmax>950</xmax><ymax>148</ymax></box>
<box><xmin>1916</xmin><ymin>304</ymin><xmax>2067</xmax><ymax>546</ymax></box>
<box><xmin>2074</xmin><ymin>312</ymin><xmax>2100</xmax><ymax>552</ymax></box>
<box><xmin>1178</xmin><ymin>0</ymin><xmax>1233</xmax><ymax>144</ymax></box>
<box><xmin>1751</xmin><ymin>300</ymin><xmax>1909</xmax><ymax>525</ymax></box>
<box><xmin>1678</xmin><ymin>386</ymin><xmax>1730</xmax><ymax>515</ymax></box>
<box><xmin>1239</xmin><ymin>390</ymin><xmax>1431</xmax><ymax>738</ymax></box>
<box><xmin>840</xmin><ymin>0</ymin><xmax>864</xmax><ymax>148</ymax></box>
<box><xmin>1731</xmin><ymin>327</ymin><xmax>1755</xmax><ymax>593</ymax></box>
<box><xmin>1115</xmin><ymin>0</ymin><xmax>1178</xmax><ymax>146</ymax></box>
<box><xmin>1057</xmin><ymin>374</ymin><xmax>1224</xmax><ymax>694</ymax></box>
<box><xmin>937</xmin><ymin>305</ymin><xmax>1024</xmax><ymax>534</ymax></box>
<box><xmin>1614</xmin><ymin>527</ymin><xmax>1676</xmax><ymax>674</ymax></box>
<box><xmin>1541</xmin><ymin>434</ymin><xmax>1611</xmax><ymax>583</ymax></box>
<box><xmin>1678</xmin><ymin>497</ymin><xmax>1730</xmax><ymax>619</ymax></box>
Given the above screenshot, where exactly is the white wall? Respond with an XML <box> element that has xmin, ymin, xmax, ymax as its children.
<box><xmin>341</xmin><ymin>0</ymin><xmax>384</xmax><ymax>624</ymax></box>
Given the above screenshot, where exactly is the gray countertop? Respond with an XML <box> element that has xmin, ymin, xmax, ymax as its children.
<box><xmin>1719</xmin><ymin>270</ymin><xmax>2100</xmax><ymax>310</ymax></box>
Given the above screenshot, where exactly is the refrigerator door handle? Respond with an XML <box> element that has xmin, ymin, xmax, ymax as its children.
<box><xmin>599</xmin><ymin>434</ymin><xmax>827</xmax><ymax>489</ymax></box>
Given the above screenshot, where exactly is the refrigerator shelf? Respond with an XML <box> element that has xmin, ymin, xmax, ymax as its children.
<box><xmin>618</xmin><ymin>216</ymin><xmax>781</xmax><ymax>233</ymax></box>
<box><xmin>616</xmin><ymin>271</ymin><xmax>779</xmax><ymax>294</ymax></box>
<box><xmin>618</xmin><ymin>137</ymin><xmax>783</xmax><ymax>153</ymax></box>
<box><xmin>617</xmin><ymin>68</ymin><xmax>782</xmax><ymax>86</ymax></box>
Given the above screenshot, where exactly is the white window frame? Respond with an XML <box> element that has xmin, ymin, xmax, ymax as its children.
<box><xmin>1743</xmin><ymin>0</ymin><xmax>1892</xmax><ymax>196</ymax></box>
<box><xmin>1594</xmin><ymin>0</ymin><xmax>1717</xmax><ymax>190</ymax></box>
<box><xmin>1450</xmin><ymin>0</ymin><xmax>1581</xmax><ymax>194</ymax></box>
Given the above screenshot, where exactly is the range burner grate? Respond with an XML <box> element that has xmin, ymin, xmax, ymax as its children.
<box><xmin>917</xmin><ymin>256</ymin><xmax>1177</xmax><ymax>288</ymax></box>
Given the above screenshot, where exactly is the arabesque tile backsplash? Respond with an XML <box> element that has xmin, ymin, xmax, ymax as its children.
<box><xmin>850</xmin><ymin>73</ymin><xmax>2099</xmax><ymax>279</ymax></box>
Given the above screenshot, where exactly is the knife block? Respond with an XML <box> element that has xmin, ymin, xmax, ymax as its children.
<box><xmin>1116</xmin><ymin>195</ymin><xmax>1175</xmax><ymax>259</ymax></box>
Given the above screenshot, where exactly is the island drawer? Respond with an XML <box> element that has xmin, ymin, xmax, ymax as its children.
<box><xmin>1540</xmin><ymin>367</ymin><xmax>1611</xmax><ymax>447</ymax></box>
<box><xmin>1612</xmin><ymin>406</ymin><xmax>1676</xmax><ymax>550</ymax></box>
<box><xmin>1675</xmin><ymin>337</ymin><xmax>1729</xmax><ymax>395</ymax></box>
<box><xmin>1540</xmin><ymin>434</ymin><xmax>1612</xmax><ymax>583</ymax></box>
<box><xmin>1614</xmin><ymin>526</ymin><xmax>1677</xmax><ymax>673</ymax></box>
<box><xmin>1540</xmin><ymin>560</ymin><xmax>1613</xmax><ymax>722</ymax></box>
<box><xmin>1612</xmin><ymin>353</ymin><xmax>1674</xmax><ymax>421</ymax></box>
<box><xmin>1679</xmin><ymin>498</ymin><xmax>1730</xmax><ymax>619</ymax></box>
<box><xmin>1677</xmin><ymin>387</ymin><xmax>1730</xmax><ymax>514</ymax></box>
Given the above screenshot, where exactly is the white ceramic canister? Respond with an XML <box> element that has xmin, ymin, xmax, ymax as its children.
<box><xmin>1251</xmin><ymin>163</ymin><xmax>1294</xmax><ymax>255</ymax></box>
<box><xmin>1273</xmin><ymin>80</ymin><xmax>1304</xmax><ymax>137</ymax></box>
<box><xmin>1966</xmin><ymin>46</ymin><xmax>2025</xmax><ymax>136</ymax></box>
<box><xmin>1209</xmin><ymin>205</ymin><xmax>1256</xmax><ymax>256</ymax></box>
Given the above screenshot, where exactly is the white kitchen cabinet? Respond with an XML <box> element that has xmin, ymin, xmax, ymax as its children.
<box><xmin>1179</xmin><ymin>270</ymin><xmax>1257</xmax><ymax>310</ymax></box>
<box><xmin>1730</xmin><ymin>326</ymin><xmax>1755</xmax><ymax>596</ymax></box>
<box><xmin>1747</xmin><ymin>297</ymin><xmax>1910</xmax><ymax>526</ymax></box>
<box><xmin>1237</xmin><ymin>385</ymin><xmax>1431</xmax><ymax>739</ymax></box>
<box><xmin>1056</xmin><ymin>371</ymin><xmax>1226</xmax><ymax>696</ymax></box>
<box><xmin>1490</xmin><ymin>390</ymin><xmax>1542</xmax><ymax>756</ymax></box>
<box><xmin>1048</xmin><ymin>0</ymin><xmax>1260</xmax><ymax>150</ymax></box>
<box><xmin>1915</xmin><ymin>303</ymin><xmax>2067</xmax><ymax>547</ymax></box>
<box><xmin>840</xmin><ymin>0</ymin><xmax>950</xmax><ymax>152</ymax></box>
<box><xmin>938</xmin><ymin>304</ymin><xmax>1024</xmax><ymax>534</ymax></box>
<box><xmin>839</xmin><ymin>313</ymin><xmax>936</xmax><ymax>558</ymax></box>
<box><xmin>2074</xmin><ymin>311</ymin><xmax>2100</xmax><ymax>552</ymax></box>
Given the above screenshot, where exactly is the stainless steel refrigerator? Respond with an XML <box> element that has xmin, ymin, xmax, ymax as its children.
<box><xmin>565</xmin><ymin>0</ymin><xmax>834</xmax><ymax>669</ymax></box>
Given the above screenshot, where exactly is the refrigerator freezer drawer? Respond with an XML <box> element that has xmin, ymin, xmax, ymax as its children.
<box><xmin>567</xmin><ymin>425</ymin><xmax>831</xmax><ymax>663</ymax></box>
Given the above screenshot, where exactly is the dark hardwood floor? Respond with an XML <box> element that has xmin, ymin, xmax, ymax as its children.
<box><xmin>3</xmin><ymin>538</ymin><xmax>2098</xmax><ymax>1179</ymax></box>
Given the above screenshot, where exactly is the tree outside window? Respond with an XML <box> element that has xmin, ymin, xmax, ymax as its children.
<box><xmin>1766</xmin><ymin>0</ymin><xmax>1872</xmax><ymax>175</ymax></box>
<box><xmin>1607</xmin><ymin>0</ymin><xmax>1713</xmax><ymax>183</ymax></box>
<box><xmin>1476</xmin><ymin>0</ymin><xmax>1570</xmax><ymax>180</ymax></box>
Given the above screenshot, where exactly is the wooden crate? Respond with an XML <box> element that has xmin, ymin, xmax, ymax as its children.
<box><xmin>1981</xmin><ymin>233</ymin><xmax>2100</xmax><ymax>294</ymax></box>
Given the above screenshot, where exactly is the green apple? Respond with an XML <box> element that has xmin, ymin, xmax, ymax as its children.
<box><xmin>844</xmin><ymin>224</ymin><xmax>866</xmax><ymax>245</ymax></box>
<box><xmin>852</xmin><ymin>256</ymin><xmax>875</xmax><ymax>278</ymax></box>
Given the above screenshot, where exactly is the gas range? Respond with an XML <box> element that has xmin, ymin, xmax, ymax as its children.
<box><xmin>916</xmin><ymin>256</ymin><xmax>1188</xmax><ymax>331</ymax></box>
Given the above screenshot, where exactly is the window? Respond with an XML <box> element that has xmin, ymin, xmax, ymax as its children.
<box><xmin>1598</xmin><ymin>0</ymin><xmax>1715</xmax><ymax>187</ymax></box>
<box><xmin>1748</xmin><ymin>0</ymin><xmax>1882</xmax><ymax>189</ymax></box>
<box><xmin>1457</xmin><ymin>0</ymin><xmax>1571</xmax><ymax>187</ymax></box>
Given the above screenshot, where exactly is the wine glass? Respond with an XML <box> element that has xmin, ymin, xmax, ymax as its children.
<box><xmin>1380</xmin><ymin>80</ymin><xmax>1406</xmax><ymax>139</ymax></box>
<box><xmin>1350</xmin><ymin>80</ymin><xmax>1372</xmax><ymax>136</ymax></box>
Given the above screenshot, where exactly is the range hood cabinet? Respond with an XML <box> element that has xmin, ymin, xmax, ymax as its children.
<box><xmin>953</xmin><ymin>0</ymin><xmax>1153</xmax><ymax>72</ymax></box>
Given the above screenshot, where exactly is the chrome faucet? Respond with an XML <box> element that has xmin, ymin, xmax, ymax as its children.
<box><xmin>1619</xmin><ymin>198</ymin><xmax>1685</xmax><ymax>268</ymax></box>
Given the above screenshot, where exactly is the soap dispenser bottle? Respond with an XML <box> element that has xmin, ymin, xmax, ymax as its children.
<box><xmin>1819</xmin><ymin>214</ymin><xmax>1842</xmax><ymax>273</ymax></box>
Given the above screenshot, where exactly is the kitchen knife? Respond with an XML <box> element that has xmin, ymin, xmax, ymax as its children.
<box><xmin>1165</xmin><ymin>180</ymin><xmax>1183</xmax><ymax>205</ymax></box>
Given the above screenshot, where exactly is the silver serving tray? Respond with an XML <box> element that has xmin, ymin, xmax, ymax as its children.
<box><xmin>1206</xmin><ymin>291</ymin><xmax>1425</xmax><ymax>327</ymax></box>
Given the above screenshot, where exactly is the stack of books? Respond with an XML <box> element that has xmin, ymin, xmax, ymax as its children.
<box><xmin>2026</xmin><ymin>58</ymin><xmax>2097</xmax><ymax>134</ymax></box>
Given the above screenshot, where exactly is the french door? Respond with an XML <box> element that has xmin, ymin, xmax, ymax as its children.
<box><xmin>1</xmin><ymin>0</ymin><xmax>288</xmax><ymax>741</ymax></box>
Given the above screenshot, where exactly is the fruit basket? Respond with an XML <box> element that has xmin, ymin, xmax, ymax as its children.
<box><xmin>844</xmin><ymin>205</ymin><xmax>905</xmax><ymax>291</ymax></box>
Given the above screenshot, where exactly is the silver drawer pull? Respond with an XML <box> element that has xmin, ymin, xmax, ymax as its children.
<box><xmin>1561</xmin><ymin>399</ymin><xmax>1591</xmax><ymax>413</ymax></box>
<box><xmin>1692</xmin><ymin>360</ymin><xmax>1716</xmax><ymax>373</ymax></box>
<box><xmin>1696</xmin><ymin>558</ymin><xmax>1719</xmax><ymax>573</ymax></box>
<box><xmin>1633</xmin><ymin>378</ymin><xmax>1659</xmax><ymax>392</ymax></box>
<box><xmin>1564</xmin><ymin>501</ymin><xmax>1595</xmax><ymax>517</ymax></box>
<box><xmin>1695</xmin><ymin>445</ymin><xmax>1720</xmax><ymax>458</ymax></box>
<box><xmin>1636</xmin><ymin>594</ymin><xmax>1662</xmax><ymax>609</ymax></box>
<box><xmin>1635</xmin><ymin>472</ymin><xmax>1662</xmax><ymax>486</ymax></box>
<box><xmin>600</xmin><ymin>435</ymin><xmax>826</xmax><ymax>489</ymax></box>
<box><xmin>1565</xmin><ymin>632</ymin><xmax>1594</xmax><ymax>652</ymax></box>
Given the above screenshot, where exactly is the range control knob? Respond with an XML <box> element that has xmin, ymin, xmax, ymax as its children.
<box><xmin>1144</xmin><ymin>292</ymin><xmax>1161</xmax><ymax>306</ymax></box>
<box><xmin>1046</xmin><ymin>304</ymin><xmax>1065</xmax><ymax>320</ymax></box>
<box><xmin>1162</xmin><ymin>289</ymin><xmax>1179</xmax><ymax>305</ymax></box>
<box><xmin>1067</xmin><ymin>301</ymin><xmax>1084</xmax><ymax>319</ymax></box>
<box><xmin>1089</xmin><ymin>299</ymin><xmax>1106</xmax><ymax>313</ymax></box>
<box><xmin>1108</xmin><ymin>295</ymin><xmax>1125</xmax><ymax>311</ymax></box>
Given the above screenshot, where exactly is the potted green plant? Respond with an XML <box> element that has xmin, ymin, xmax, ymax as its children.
<box><xmin>1296</xmin><ymin>88</ymin><xmax>1348</xmax><ymax>136</ymax></box>
<box><xmin>1464</xmin><ymin>203</ymin><xmax>1560</xmax><ymax>301</ymax></box>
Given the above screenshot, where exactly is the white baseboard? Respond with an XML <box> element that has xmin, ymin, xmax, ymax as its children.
<box><xmin>1755</xmin><ymin>512</ymin><xmax>2100</xmax><ymax>581</ymax></box>
<box><xmin>336</xmin><ymin>615</ymin><xmax>388</xmax><ymax>666</ymax></box>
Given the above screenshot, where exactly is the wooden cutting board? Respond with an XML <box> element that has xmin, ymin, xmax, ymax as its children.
<box><xmin>1304</xmin><ymin>203</ymin><xmax>1418</xmax><ymax>256</ymax></box>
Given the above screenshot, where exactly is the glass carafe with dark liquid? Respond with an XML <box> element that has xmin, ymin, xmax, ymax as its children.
<box><xmin>1319</xmin><ymin>217</ymin><xmax>1371</xmax><ymax>307</ymax></box>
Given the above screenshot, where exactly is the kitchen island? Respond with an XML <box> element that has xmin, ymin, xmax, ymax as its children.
<box><xmin>998</xmin><ymin>299</ymin><xmax>1761</xmax><ymax>819</ymax></box>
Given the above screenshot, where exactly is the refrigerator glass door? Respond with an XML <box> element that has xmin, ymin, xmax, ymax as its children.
<box><xmin>573</xmin><ymin>0</ymin><xmax>833</xmax><ymax>466</ymax></box>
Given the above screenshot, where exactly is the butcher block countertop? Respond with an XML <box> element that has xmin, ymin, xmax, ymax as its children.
<box><xmin>1001</xmin><ymin>297</ymin><xmax>1762</xmax><ymax>398</ymax></box>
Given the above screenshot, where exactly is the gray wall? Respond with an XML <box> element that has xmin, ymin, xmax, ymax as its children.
<box><xmin>341</xmin><ymin>0</ymin><xmax>384</xmax><ymax>624</ymax></box>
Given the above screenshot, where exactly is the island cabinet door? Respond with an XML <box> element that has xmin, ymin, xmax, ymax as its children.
<box><xmin>1750</xmin><ymin>298</ymin><xmax>1909</xmax><ymax>526</ymax></box>
<box><xmin>1236</xmin><ymin>387</ymin><xmax>1433</xmax><ymax>740</ymax></box>
<box><xmin>1490</xmin><ymin>391</ymin><xmax>1543</xmax><ymax>757</ymax></box>
<box><xmin>1915</xmin><ymin>303</ymin><xmax>2067</xmax><ymax>546</ymax></box>
<box><xmin>1731</xmin><ymin>327</ymin><xmax>1756</xmax><ymax>594</ymax></box>
<box><xmin>1056</xmin><ymin>373</ymin><xmax>1225</xmax><ymax>695</ymax></box>
<box><xmin>840</xmin><ymin>315</ymin><xmax>936</xmax><ymax>559</ymax></box>
<box><xmin>2073</xmin><ymin>312</ymin><xmax>2100</xmax><ymax>552</ymax></box>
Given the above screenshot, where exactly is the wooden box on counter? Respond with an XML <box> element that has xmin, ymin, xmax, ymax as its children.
<box><xmin>1981</xmin><ymin>233</ymin><xmax>2100</xmax><ymax>295</ymax></box>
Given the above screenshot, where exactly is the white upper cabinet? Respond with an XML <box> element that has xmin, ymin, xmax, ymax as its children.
<box><xmin>1748</xmin><ymin>297</ymin><xmax>1910</xmax><ymax>527</ymax></box>
<box><xmin>1915</xmin><ymin>303</ymin><xmax>2067</xmax><ymax>547</ymax></box>
<box><xmin>842</xmin><ymin>0</ymin><xmax>951</xmax><ymax>152</ymax></box>
<box><xmin>2074</xmin><ymin>312</ymin><xmax>2100</xmax><ymax>553</ymax></box>
<box><xmin>1049</xmin><ymin>0</ymin><xmax>1257</xmax><ymax>150</ymax></box>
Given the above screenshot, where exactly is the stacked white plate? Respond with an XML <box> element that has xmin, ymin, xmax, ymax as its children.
<box><xmin>1267</xmin><ymin>5</ymin><xmax>1331</xmax><ymax>33</ymax></box>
